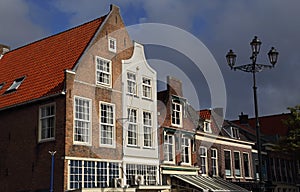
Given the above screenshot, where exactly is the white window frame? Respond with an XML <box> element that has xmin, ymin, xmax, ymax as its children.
<box><xmin>125</xmin><ymin>164</ymin><xmax>158</xmax><ymax>186</ymax></box>
<box><xmin>142</xmin><ymin>77</ymin><xmax>152</xmax><ymax>99</ymax></box>
<box><xmin>199</xmin><ymin>146</ymin><xmax>208</xmax><ymax>175</ymax></box>
<box><xmin>211</xmin><ymin>148</ymin><xmax>218</xmax><ymax>177</ymax></box>
<box><xmin>143</xmin><ymin>111</ymin><xmax>152</xmax><ymax>148</ymax></box>
<box><xmin>108</xmin><ymin>37</ymin><xmax>117</xmax><ymax>53</ymax></box>
<box><xmin>231</xmin><ymin>127</ymin><xmax>239</xmax><ymax>139</ymax></box>
<box><xmin>39</xmin><ymin>103</ymin><xmax>56</xmax><ymax>142</ymax></box>
<box><xmin>243</xmin><ymin>152</ymin><xmax>251</xmax><ymax>178</ymax></box>
<box><xmin>164</xmin><ymin>133</ymin><xmax>175</xmax><ymax>164</ymax></box>
<box><xmin>224</xmin><ymin>150</ymin><xmax>232</xmax><ymax>177</ymax></box>
<box><xmin>74</xmin><ymin>96</ymin><xmax>92</xmax><ymax>145</ymax></box>
<box><xmin>127</xmin><ymin>108</ymin><xmax>138</xmax><ymax>146</ymax></box>
<box><xmin>6</xmin><ymin>76</ymin><xmax>25</xmax><ymax>92</ymax></box>
<box><xmin>99</xmin><ymin>102</ymin><xmax>115</xmax><ymax>147</ymax></box>
<box><xmin>96</xmin><ymin>56</ymin><xmax>112</xmax><ymax>87</ymax></box>
<box><xmin>181</xmin><ymin>136</ymin><xmax>191</xmax><ymax>165</ymax></box>
<box><xmin>204</xmin><ymin>121</ymin><xmax>212</xmax><ymax>133</ymax></box>
<box><xmin>127</xmin><ymin>71</ymin><xmax>137</xmax><ymax>95</ymax></box>
<box><xmin>234</xmin><ymin>151</ymin><xmax>242</xmax><ymax>177</ymax></box>
<box><xmin>171</xmin><ymin>101</ymin><xmax>182</xmax><ymax>127</ymax></box>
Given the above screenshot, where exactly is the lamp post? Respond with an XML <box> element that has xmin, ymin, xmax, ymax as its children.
<box><xmin>226</xmin><ymin>36</ymin><xmax>278</xmax><ymax>192</ymax></box>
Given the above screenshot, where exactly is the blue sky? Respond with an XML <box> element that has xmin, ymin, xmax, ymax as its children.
<box><xmin>1</xmin><ymin>0</ymin><xmax>300</xmax><ymax>119</ymax></box>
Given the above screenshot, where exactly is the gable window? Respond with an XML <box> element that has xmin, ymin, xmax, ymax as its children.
<box><xmin>127</xmin><ymin>108</ymin><xmax>137</xmax><ymax>146</ymax></box>
<box><xmin>204</xmin><ymin>121</ymin><xmax>211</xmax><ymax>133</ymax></box>
<box><xmin>127</xmin><ymin>72</ymin><xmax>136</xmax><ymax>95</ymax></box>
<box><xmin>181</xmin><ymin>136</ymin><xmax>191</xmax><ymax>164</ymax></box>
<box><xmin>39</xmin><ymin>103</ymin><xmax>55</xmax><ymax>141</ymax></box>
<box><xmin>100</xmin><ymin>102</ymin><xmax>115</xmax><ymax>146</ymax></box>
<box><xmin>211</xmin><ymin>149</ymin><xmax>218</xmax><ymax>176</ymax></box>
<box><xmin>164</xmin><ymin>133</ymin><xmax>175</xmax><ymax>163</ymax></box>
<box><xmin>243</xmin><ymin>153</ymin><xmax>251</xmax><ymax>177</ymax></box>
<box><xmin>199</xmin><ymin>146</ymin><xmax>207</xmax><ymax>175</ymax></box>
<box><xmin>74</xmin><ymin>97</ymin><xmax>91</xmax><ymax>144</ymax></box>
<box><xmin>225</xmin><ymin>150</ymin><xmax>232</xmax><ymax>176</ymax></box>
<box><xmin>234</xmin><ymin>151</ymin><xmax>241</xmax><ymax>177</ymax></box>
<box><xmin>108</xmin><ymin>37</ymin><xmax>117</xmax><ymax>53</ymax></box>
<box><xmin>142</xmin><ymin>77</ymin><xmax>151</xmax><ymax>99</ymax></box>
<box><xmin>96</xmin><ymin>57</ymin><xmax>111</xmax><ymax>86</ymax></box>
<box><xmin>6</xmin><ymin>76</ymin><xmax>25</xmax><ymax>93</ymax></box>
<box><xmin>143</xmin><ymin>111</ymin><xmax>152</xmax><ymax>147</ymax></box>
<box><xmin>171</xmin><ymin>100</ymin><xmax>182</xmax><ymax>127</ymax></box>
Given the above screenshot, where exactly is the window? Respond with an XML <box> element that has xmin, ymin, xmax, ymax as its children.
<box><xmin>127</xmin><ymin>108</ymin><xmax>137</xmax><ymax>146</ymax></box>
<box><xmin>164</xmin><ymin>133</ymin><xmax>175</xmax><ymax>163</ymax></box>
<box><xmin>100</xmin><ymin>102</ymin><xmax>115</xmax><ymax>146</ymax></box>
<box><xmin>143</xmin><ymin>111</ymin><xmax>152</xmax><ymax>147</ymax></box>
<box><xmin>126</xmin><ymin>164</ymin><xmax>157</xmax><ymax>186</ymax></box>
<box><xmin>74</xmin><ymin>97</ymin><xmax>91</xmax><ymax>144</ymax></box>
<box><xmin>225</xmin><ymin>150</ymin><xmax>232</xmax><ymax>176</ymax></box>
<box><xmin>68</xmin><ymin>160</ymin><xmax>120</xmax><ymax>189</ymax></box>
<box><xmin>142</xmin><ymin>77</ymin><xmax>151</xmax><ymax>99</ymax></box>
<box><xmin>127</xmin><ymin>72</ymin><xmax>137</xmax><ymax>95</ymax></box>
<box><xmin>171</xmin><ymin>101</ymin><xmax>182</xmax><ymax>127</ymax></box>
<box><xmin>211</xmin><ymin>149</ymin><xmax>218</xmax><ymax>176</ymax></box>
<box><xmin>204</xmin><ymin>121</ymin><xmax>211</xmax><ymax>133</ymax></box>
<box><xmin>39</xmin><ymin>103</ymin><xmax>55</xmax><ymax>141</ymax></box>
<box><xmin>181</xmin><ymin>136</ymin><xmax>191</xmax><ymax>164</ymax></box>
<box><xmin>231</xmin><ymin>127</ymin><xmax>239</xmax><ymax>139</ymax></box>
<box><xmin>6</xmin><ymin>76</ymin><xmax>25</xmax><ymax>93</ymax></box>
<box><xmin>0</xmin><ymin>82</ymin><xmax>5</xmax><ymax>90</ymax></box>
<box><xmin>108</xmin><ymin>37</ymin><xmax>116</xmax><ymax>53</ymax></box>
<box><xmin>234</xmin><ymin>151</ymin><xmax>241</xmax><ymax>177</ymax></box>
<box><xmin>199</xmin><ymin>146</ymin><xmax>207</xmax><ymax>174</ymax></box>
<box><xmin>96</xmin><ymin>57</ymin><xmax>111</xmax><ymax>86</ymax></box>
<box><xmin>243</xmin><ymin>153</ymin><xmax>250</xmax><ymax>177</ymax></box>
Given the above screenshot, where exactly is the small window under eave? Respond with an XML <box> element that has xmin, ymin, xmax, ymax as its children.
<box><xmin>5</xmin><ymin>76</ymin><xmax>25</xmax><ymax>94</ymax></box>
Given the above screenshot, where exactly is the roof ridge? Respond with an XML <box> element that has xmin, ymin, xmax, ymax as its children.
<box><xmin>7</xmin><ymin>15</ymin><xmax>108</xmax><ymax>54</ymax></box>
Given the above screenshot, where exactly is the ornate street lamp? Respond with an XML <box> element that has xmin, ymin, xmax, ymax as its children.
<box><xmin>226</xmin><ymin>36</ymin><xmax>278</xmax><ymax>192</ymax></box>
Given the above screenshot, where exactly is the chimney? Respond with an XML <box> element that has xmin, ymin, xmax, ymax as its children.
<box><xmin>0</xmin><ymin>44</ymin><xmax>10</xmax><ymax>58</ymax></box>
<box><xmin>167</xmin><ymin>76</ymin><xmax>183</xmax><ymax>97</ymax></box>
<box><xmin>239</xmin><ymin>112</ymin><xmax>249</xmax><ymax>125</ymax></box>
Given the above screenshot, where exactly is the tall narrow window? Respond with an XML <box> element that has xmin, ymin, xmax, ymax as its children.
<box><xmin>225</xmin><ymin>150</ymin><xmax>232</xmax><ymax>176</ymax></box>
<box><xmin>204</xmin><ymin>121</ymin><xmax>211</xmax><ymax>133</ymax></box>
<box><xmin>96</xmin><ymin>57</ymin><xmax>111</xmax><ymax>86</ymax></box>
<box><xmin>39</xmin><ymin>103</ymin><xmax>55</xmax><ymax>141</ymax></box>
<box><xmin>164</xmin><ymin>134</ymin><xmax>175</xmax><ymax>163</ymax></box>
<box><xmin>199</xmin><ymin>146</ymin><xmax>207</xmax><ymax>174</ymax></box>
<box><xmin>100</xmin><ymin>102</ymin><xmax>115</xmax><ymax>146</ymax></box>
<box><xmin>127</xmin><ymin>108</ymin><xmax>137</xmax><ymax>146</ymax></box>
<box><xmin>211</xmin><ymin>149</ymin><xmax>218</xmax><ymax>176</ymax></box>
<box><xmin>234</xmin><ymin>151</ymin><xmax>241</xmax><ymax>177</ymax></box>
<box><xmin>142</xmin><ymin>77</ymin><xmax>151</xmax><ymax>99</ymax></box>
<box><xmin>181</xmin><ymin>136</ymin><xmax>191</xmax><ymax>164</ymax></box>
<box><xmin>108</xmin><ymin>37</ymin><xmax>117</xmax><ymax>53</ymax></box>
<box><xmin>143</xmin><ymin>111</ymin><xmax>152</xmax><ymax>147</ymax></box>
<box><xmin>171</xmin><ymin>101</ymin><xmax>182</xmax><ymax>127</ymax></box>
<box><xmin>74</xmin><ymin>97</ymin><xmax>91</xmax><ymax>144</ymax></box>
<box><xmin>243</xmin><ymin>153</ymin><xmax>250</xmax><ymax>177</ymax></box>
<box><xmin>127</xmin><ymin>72</ymin><xmax>136</xmax><ymax>95</ymax></box>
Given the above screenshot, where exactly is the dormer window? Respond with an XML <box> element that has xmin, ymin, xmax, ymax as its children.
<box><xmin>5</xmin><ymin>76</ymin><xmax>25</xmax><ymax>93</ymax></box>
<box><xmin>203</xmin><ymin>121</ymin><xmax>211</xmax><ymax>133</ymax></box>
<box><xmin>171</xmin><ymin>100</ymin><xmax>182</xmax><ymax>127</ymax></box>
<box><xmin>231</xmin><ymin>127</ymin><xmax>239</xmax><ymax>139</ymax></box>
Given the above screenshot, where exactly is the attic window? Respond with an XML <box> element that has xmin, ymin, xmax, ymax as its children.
<box><xmin>0</xmin><ymin>82</ymin><xmax>5</xmax><ymax>90</ymax></box>
<box><xmin>231</xmin><ymin>127</ymin><xmax>240</xmax><ymax>139</ymax></box>
<box><xmin>5</xmin><ymin>76</ymin><xmax>25</xmax><ymax>93</ymax></box>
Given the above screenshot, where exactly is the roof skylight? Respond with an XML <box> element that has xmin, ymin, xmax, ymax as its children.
<box><xmin>5</xmin><ymin>76</ymin><xmax>25</xmax><ymax>93</ymax></box>
<box><xmin>0</xmin><ymin>82</ymin><xmax>5</xmax><ymax>90</ymax></box>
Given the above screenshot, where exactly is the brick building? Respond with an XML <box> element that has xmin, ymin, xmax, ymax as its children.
<box><xmin>0</xmin><ymin>4</ymin><xmax>170</xmax><ymax>192</ymax></box>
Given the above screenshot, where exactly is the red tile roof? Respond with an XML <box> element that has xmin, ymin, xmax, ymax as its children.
<box><xmin>0</xmin><ymin>16</ymin><xmax>106</xmax><ymax>109</ymax></box>
<box><xmin>199</xmin><ymin>109</ymin><xmax>211</xmax><ymax>120</ymax></box>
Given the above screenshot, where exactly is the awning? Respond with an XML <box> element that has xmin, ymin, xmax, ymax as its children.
<box><xmin>172</xmin><ymin>175</ymin><xmax>250</xmax><ymax>192</ymax></box>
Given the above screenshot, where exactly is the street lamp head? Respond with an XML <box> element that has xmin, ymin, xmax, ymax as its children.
<box><xmin>226</xmin><ymin>49</ymin><xmax>236</xmax><ymax>69</ymax></box>
<box><xmin>250</xmin><ymin>36</ymin><xmax>262</xmax><ymax>55</ymax></box>
<box><xmin>268</xmin><ymin>47</ymin><xmax>279</xmax><ymax>66</ymax></box>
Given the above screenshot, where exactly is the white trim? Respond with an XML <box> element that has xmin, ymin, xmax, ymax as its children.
<box><xmin>171</xmin><ymin>100</ymin><xmax>183</xmax><ymax>127</ymax></box>
<box><xmin>163</xmin><ymin>133</ymin><xmax>175</xmax><ymax>164</ymax></box>
<box><xmin>142</xmin><ymin>110</ymin><xmax>153</xmax><ymax>148</ymax></box>
<box><xmin>199</xmin><ymin>146</ymin><xmax>208</xmax><ymax>175</ymax></box>
<box><xmin>126</xmin><ymin>107</ymin><xmax>138</xmax><ymax>147</ymax></box>
<box><xmin>142</xmin><ymin>76</ymin><xmax>152</xmax><ymax>99</ymax></box>
<box><xmin>181</xmin><ymin>135</ymin><xmax>191</xmax><ymax>166</ymax></box>
<box><xmin>73</xmin><ymin>96</ymin><xmax>92</xmax><ymax>146</ymax></box>
<box><xmin>38</xmin><ymin>102</ymin><xmax>56</xmax><ymax>142</ymax></box>
<box><xmin>99</xmin><ymin>101</ymin><xmax>116</xmax><ymax>148</ymax></box>
<box><xmin>195</xmin><ymin>135</ymin><xmax>253</xmax><ymax>149</ymax></box>
<box><xmin>211</xmin><ymin>148</ymin><xmax>218</xmax><ymax>177</ymax></box>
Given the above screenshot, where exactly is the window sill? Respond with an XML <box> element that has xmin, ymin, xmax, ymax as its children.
<box><xmin>127</xmin><ymin>145</ymin><xmax>140</xmax><ymax>148</ymax></box>
<box><xmin>142</xmin><ymin>146</ymin><xmax>155</xmax><ymax>150</ymax></box>
<box><xmin>225</xmin><ymin>176</ymin><xmax>234</xmax><ymax>179</ymax></box>
<box><xmin>99</xmin><ymin>144</ymin><xmax>116</xmax><ymax>148</ymax></box>
<box><xmin>126</xmin><ymin>93</ymin><xmax>138</xmax><ymax>98</ymax></box>
<box><xmin>142</xmin><ymin>97</ymin><xmax>153</xmax><ymax>102</ymax></box>
<box><xmin>38</xmin><ymin>138</ymin><xmax>55</xmax><ymax>143</ymax></box>
<box><xmin>73</xmin><ymin>142</ymin><xmax>92</xmax><ymax>146</ymax></box>
<box><xmin>96</xmin><ymin>83</ymin><xmax>112</xmax><ymax>89</ymax></box>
